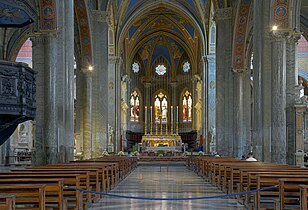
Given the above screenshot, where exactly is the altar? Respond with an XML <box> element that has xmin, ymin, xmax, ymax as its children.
<box><xmin>142</xmin><ymin>105</ymin><xmax>182</xmax><ymax>152</ymax></box>
<box><xmin>142</xmin><ymin>134</ymin><xmax>182</xmax><ymax>152</ymax></box>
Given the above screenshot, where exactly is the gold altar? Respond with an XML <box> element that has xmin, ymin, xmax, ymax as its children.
<box><xmin>142</xmin><ymin>134</ymin><xmax>182</xmax><ymax>151</ymax></box>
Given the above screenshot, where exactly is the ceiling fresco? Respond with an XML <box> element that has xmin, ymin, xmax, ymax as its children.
<box><xmin>114</xmin><ymin>1</ymin><xmax>206</xmax><ymax>76</ymax></box>
<box><xmin>0</xmin><ymin>1</ymin><xmax>33</xmax><ymax>27</ymax></box>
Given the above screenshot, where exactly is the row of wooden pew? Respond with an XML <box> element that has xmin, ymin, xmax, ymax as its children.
<box><xmin>190</xmin><ymin>157</ymin><xmax>308</xmax><ymax>210</ymax></box>
<box><xmin>0</xmin><ymin>156</ymin><xmax>138</xmax><ymax>210</ymax></box>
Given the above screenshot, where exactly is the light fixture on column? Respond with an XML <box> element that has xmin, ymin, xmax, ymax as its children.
<box><xmin>272</xmin><ymin>25</ymin><xmax>278</xmax><ymax>31</ymax></box>
<box><xmin>88</xmin><ymin>65</ymin><xmax>93</xmax><ymax>71</ymax></box>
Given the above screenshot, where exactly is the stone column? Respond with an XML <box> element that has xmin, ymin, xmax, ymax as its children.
<box><xmin>56</xmin><ymin>0</ymin><xmax>75</xmax><ymax>162</ymax></box>
<box><xmin>91</xmin><ymin>10</ymin><xmax>109</xmax><ymax>156</ymax></box>
<box><xmin>82</xmin><ymin>70</ymin><xmax>93</xmax><ymax>159</ymax></box>
<box><xmin>31</xmin><ymin>34</ymin><xmax>57</xmax><ymax>166</ymax></box>
<box><xmin>270</xmin><ymin>31</ymin><xmax>288</xmax><ymax>164</ymax></box>
<box><xmin>286</xmin><ymin>32</ymin><xmax>302</xmax><ymax>165</ymax></box>
<box><xmin>233</xmin><ymin>69</ymin><xmax>250</xmax><ymax>157</ymax></box>
<box><xmin>252</xmin><ymin>0</ymin><xmax>272</xmax><ymax>161</ymax></box>
<box><xmin>215</xmin><ymin>7</ymin><xmax>234</xmax><ymax>156</ymax></box>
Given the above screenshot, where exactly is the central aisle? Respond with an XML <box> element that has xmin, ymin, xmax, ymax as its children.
<box><xmin>89</xmin><ymin>165</ymin><xmax>245</xmax><ymax>210</ymax></box>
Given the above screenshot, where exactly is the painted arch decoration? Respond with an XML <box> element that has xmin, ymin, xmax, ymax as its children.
<box><xmin>74</xmin><ymin>0</ymin><xmax>92</xmax><ymax>66</ymax></box>
<box><xmin>232</xmin><ymin>0</ymin><xmax>252</xmax><ymax>70</ymax></box>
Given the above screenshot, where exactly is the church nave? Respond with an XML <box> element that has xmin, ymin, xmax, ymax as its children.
<box><xmin>89</xmin><ymin>165</ymin><xmax>245</xmax><ymax>210</ymax></box>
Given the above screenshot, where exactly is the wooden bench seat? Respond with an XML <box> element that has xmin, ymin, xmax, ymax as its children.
<box><xmin>0</xmin><ymin>178</ymin><xmax>64</xmax><ymax>210</ymax></box>
<box><xmin>299</xmin><ymin>185</ymin><xmax>308</xmax><ymax>210</ymax></box>
<box><xmin>0</xmin><ymin>194</ymin><xmax>15</xmax><ymax>210</ymax></box>
<box><xmin>0</xmin><ymin>184</ymin><xmax>46</xmax><ymax>210</ymax></box>
<box><xmin>0</xmin><ymin>173</ymin><xmax>83</xmax><ymax>210</ymax></box>
<box><xmin>253</xmin><ymin>173</ymin><xmax>308</xmax><ymax>209</ymax></box>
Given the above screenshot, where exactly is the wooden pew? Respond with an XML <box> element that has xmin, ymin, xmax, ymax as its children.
<box><xmin>12</xmin><ymin>167</ymin><xmax>100</xmax><ymax>203</ymax></box>
<box><xmin>0</xmin><ymin>194</ymin><xmax>15</xmax><ymax>210</ymax></box>
<box><xmin>253</xmin><ymin>173</ymin><xmax>308</xmax><ymax>210</ymax></box>
<box><xmin>0</xmin><ymin>178</ymin><xmax>63</xmax><ymax>210</ymax></box>
<box><xmin>0</xmin><ymin>184</ymin><xmax>46</xmax><ymax>210</ymax></box>
<box><xmin>299</xmin><ymin>185</ymin><xmax>308</xmax><ymax>210</ymax></box>
<box><xmin>0</xmin><ymin>173</ymin><xmax>83</xmax><ymax>210</ymax></box>
<box><xmin>43</xmin><ymin>162</ymin><xmax>117</xmax><ymax>191</ymax></box>
<box><xmin>277</xmin><ymin>178</ymin><xmax>308</xmax><ymax>210</ymax></box>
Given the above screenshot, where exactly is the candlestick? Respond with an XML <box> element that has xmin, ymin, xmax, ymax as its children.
<box><xmin>160</xmin><ymin>118</ymin><xmax>163</xmax><ymax>135</ymax></box>
<box><xmin>176</xmin><ymin>106</ymin><xmax>179</xmax><ymax>122</ymax></box>
<box><xmin>171</xmin><ymin>106</ymin><xmax>173</xmax><ymax>123</ymax></box>
<box><xmin>145</xmin><ymin>106</ymin><xmax>147</xmax><ymax>124</ymax></box>
<box><xmin>150</xmin><ymin>106</ymin><xmax>153</xmax><ymax>123</ymax></box>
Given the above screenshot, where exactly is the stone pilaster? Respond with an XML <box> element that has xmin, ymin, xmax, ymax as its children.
<box><xmin>294</xmin><ymin>105</ymin><xmax>306</xmax><ymax>167</ymax></box>
<box><xmin>286</xmin><ymin>32</ymin><xmax>302</xmax><ymax>165</ymax></box>
<box><xmin>82</xmin><ymin>69</ymin><xmax>93</xmax><ymax>159</ymax></box>
<box><xmin>121</xmin><ymin>75</ymin><xmax>129</xmax><ymax>150</ymax></box>
<box><xmin>252</xmin><ymin>0</ymin><xmax>272</xmax><ymax>161</ymax></box>
<box><xmin>91</xmin><ymin>10</ymin><xmax>108</xmax><ymax>156</ymax></box>
<box><xmin>215</xmin><ymin>7</ymin><xmax>234</xmax><ymax>156</ymax></box>
<box><xmin>75</xmin><ymin>68</ymin><xmax>84</xmax><ymax>156</ymax></box>
<box><xmin>144</xmin><ymin>82</ymin><xmax>151</xmax><ymax>134</ymax></box>
<box><xmin>233</xmin><ymin>69</ymin><xmax>250</xmax><ymax>158</ymax></box>
<box><xmin>170</xmin><ymin>82</ymin><xmax>178</xmax><ymax>132</ymax></box>
<box><xmin>270</xmin><ymin>30</ymin><xmax>288</xmax><ymax>164</ymax></box>
<box><xmin>206</xmin><ymin>55</ymin><xmax>216</xmax><ymax>153</ymax></box>
<box><xmin>108</xmin><ymin>56</ymin><xmax>122</xmax><ymax>152</ymax></box>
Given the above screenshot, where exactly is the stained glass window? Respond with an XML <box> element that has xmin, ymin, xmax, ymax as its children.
<box><xmin>155</xmin><ymin>64</ymin><xmax>166</xmax><ymax>75</ymax></box>
<box><xmin>154</xmin><ymin>92</ymin><xmax>168</xmax><ymax>123</ymax></box>
<box><xmin>183</xmin><ymin>90</ymin><xmax>192</xmax><ymax>123</ymax></box>
<box><xmin>130</xmin><ymin>90</ymin><xmax>140</xmax><ymax>122</ymax></box>
<box><xmin>132</xmin><ymin>62</ymin><xmax>140</xmax><ymax>73</ymax></box>
<box><xmin>183</xmin><ymin>61</ymin><xmax>190</xmax><ymax>72</ymax></box>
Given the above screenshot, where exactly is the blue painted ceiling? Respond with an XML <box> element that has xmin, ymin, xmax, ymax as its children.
<box><xmin>0</xmin><ymin>2</ymin><xmax>33</xmax><ymax>27</ymax></box>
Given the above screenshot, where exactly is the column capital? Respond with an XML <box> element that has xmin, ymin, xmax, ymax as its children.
<box><xmin>92</xmin><ymin>10</ymin><xmax>108</xmax><ymax>23</ymax></box>
<box><xmin>270</xmin><ymin>30</ymin><xmax>294</xmax><ymax>41</ymax></box>
<box><xmin>287</xmin><ymin>31</ymin><xmax>303</xmax><ymax>44</ymax></box>
<box><xmin>232</xmin><ymin>68</ymin><xmax>248</xmax><ymax>73</ymax></box>
<box><xmin>215</xmin><ymin>7</ymin><xmax>232</xmax><ymax>20</ymax></box>
<box><xmin>109</xmin><ymin>56</ymin><xmax>122</xmax><ymax>64</ymax></box>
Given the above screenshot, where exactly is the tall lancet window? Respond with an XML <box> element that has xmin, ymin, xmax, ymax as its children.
<box><xmin>183</xmin><ymin>90</ymin><xmax>192</xmax><ymax>123</ymax></box>
<box><xmin>130</xmin><ymin>90</ymin><xmax>140</xmax><ymax>122</ymax></box>
<box><xmin>154</xmin><ymin>92</ymin><xmax>168</xmax><ymax>123</ymax></box>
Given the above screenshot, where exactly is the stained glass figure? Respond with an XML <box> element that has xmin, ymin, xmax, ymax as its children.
<box><xmin>183</xmin><ymin>90</ymin><xmax>192</xmax><ymax>123</ymax></box>
<box><xmin>154</xmin><ymin>92</ymin><xmax>168</xmax><ymax>123</ymax></box>
<box><xmin>130</xmin><ymin>90</ymin><xmax>140</xmax><ymax>122</ymax></box>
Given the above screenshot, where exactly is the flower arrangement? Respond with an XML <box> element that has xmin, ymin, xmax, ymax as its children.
<box><xmin>117</xmin><ymin>151</ymin><xmax>125</xmax><ymax>156</ymax></box>
<box><xmin>198</xmin><ymin>151</ymin><xmax>205</xmax><ymax>156</ymax></box>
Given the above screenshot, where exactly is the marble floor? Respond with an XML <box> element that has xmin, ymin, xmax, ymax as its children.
<box><xmin>88</xmin><ymin>164</ymin><xmax>245</xmax><ymax>210</ymax></box>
